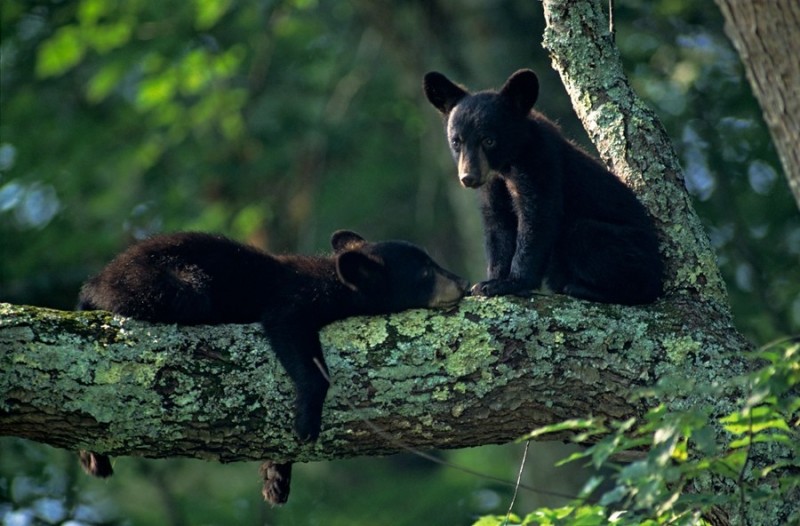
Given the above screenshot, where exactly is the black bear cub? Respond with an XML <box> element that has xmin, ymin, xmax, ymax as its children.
<box><xmin>424</xmin><ymin>69</ymin><xmax>663</xmax><ymax>305</ymax></box>
<box><xmin>78</xmin><ymin>230</ymin><xmax>467</xmax><ymax>503</ymax></box>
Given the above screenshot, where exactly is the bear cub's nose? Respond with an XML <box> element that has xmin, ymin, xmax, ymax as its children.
<box><xmin>460</xmin><ymin>173</ymin><xmax>482</xmax><ymax>188</ymax></box>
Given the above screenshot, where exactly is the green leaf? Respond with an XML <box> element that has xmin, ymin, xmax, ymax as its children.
<box><xmin>578</xmin><ymin>476</ymin><xmax>604</xmax><ymax>499</ymax></box>
<box><xmin>194</xmin><ymin>0</ymin><xmax>232</xmax><ymax>30</ymax></box>
<box><xmin>472</xmin><ymin>515</ymin><xmax>519</xmax><ymax>526</ymax></box>
<box><xmin>136</xmin><ymin>73</ymin><xmax>177</xmax><ymax>110</ymax></box>
<box><xmin>730</xmin><ymin>431</ymin><xmax>793</xmax><ymax>449</ymax></box>
<box><xmin>523</xmin><ymin>418</ymin><xmax>601</xmax><ymax>439</ymax></box>
<box><xmin>599</xmin><ymin>486</ymin><xmax>626</xmax><ymax>506</ymax></box>
<box><xmin>87</xmin><ymin>21</ymin><xmax>133</xmax><ymax>53</ymax></box>
<box><xmin>721</xmin><ymin>405</ymin><xmax>790</xmax><ymax>434</ymax></box>
<box><xmin>715</xmin><ymin>449</ymin><xmax>748</xmax><ymax>476</ymax></box>
<box><xmin>86</xmin><ymin>62</ymin><xmax>125</xmax><ymax>103</ymax></box>
<box><xmin>692</xmin><ymin>425</ymin><xmax>719</xmax><ymax>456</ymax></box>
<box><xmin>36</xmin><ymin>26</ymin><xmax>86</xmax><ymax>78</ymax></box>
<box><xmin>555</xmin><ymin>449</ymin><xmax>592</xmax><ymax>467</ymax></box>
<box><xmin>78</xmin><ymin>0</ymin><xmax>111</xmax><ymax>26</ymax></box>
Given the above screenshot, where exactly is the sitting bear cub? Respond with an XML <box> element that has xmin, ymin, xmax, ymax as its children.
<box><xmin>78</xmin><ymin>230</ymin><xmax>467</xmax><ymax>504</ymax></box>
<box><xmin>424</xmin><ymin>69</ymin><xmax>663</xmax><ymax>305</ymax></box>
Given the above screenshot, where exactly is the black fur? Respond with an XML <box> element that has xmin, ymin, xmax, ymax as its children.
<box><xmin>78</xmin><ymin>230</ymin><xmax>467</xmax><ymax>504</ymax></box>
<box><xmin>424</xmin><ymin>69</ymin><xmax>664</xmax><ymax>305</ymax></box>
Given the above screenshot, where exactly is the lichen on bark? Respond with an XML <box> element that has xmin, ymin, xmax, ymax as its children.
<box><xmin>2</xmin><ymin>295</ymin><xmax>749</xmax><ymax>466</ymax></box>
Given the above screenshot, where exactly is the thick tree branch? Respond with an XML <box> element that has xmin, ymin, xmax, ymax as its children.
<box><xmin>1</xmin><ymin>299</ymin><xmax>749</xmax><ymax>466</ymax></box>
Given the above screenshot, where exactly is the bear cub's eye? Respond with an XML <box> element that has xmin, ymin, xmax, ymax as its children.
<box><xmin>450</xmin><ymin>137</ymin><xmax>462</xmax><ymax>150</ymax></box>
<box><xmin>482</xmin><ymin>137</ymin><xmax>496</xmax><ymax>148</ymax></box>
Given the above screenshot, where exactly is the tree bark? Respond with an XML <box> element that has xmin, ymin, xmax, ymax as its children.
<box><xmin>1</xmin><ymin>299</ymin><xmax>748</xmax><ymax>464</ymax></box>
<box><xmin>713</xmin><ymin>0</ymin><xmax>800</xmax><ymax>209</ymax></box>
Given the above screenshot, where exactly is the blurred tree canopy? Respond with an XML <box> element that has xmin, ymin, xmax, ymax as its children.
<box><xmin>1</xmin><ymin>0</ymin><xmax>798</xmax><ymax>524</ymax></box>
<box><xmin>2</xmin><ymin>0</ymin><xmax>796</xmax><ymax>339</ymax></box>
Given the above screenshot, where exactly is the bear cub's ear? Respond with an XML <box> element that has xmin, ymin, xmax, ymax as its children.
<box><xmin>331</xmin><ymin>230</ymin><xmax>366</xmax><ymax>253</ymax></box>
<box><xmin>423</xmin><ymin>72</ymin><xmax>468</xmax><ymax>115</ymax></box>
<box><xmin>499</xmin><ymin>69</ymin><xmax>539</xmax><ymax>116</ymax></box>
<box><xmin>335</xmin><ymin>250</ymin><xmax>386</xmax><ymax>292</ymax></box>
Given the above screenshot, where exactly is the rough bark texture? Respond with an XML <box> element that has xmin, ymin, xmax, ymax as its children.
<box><xmin>1</xmin><ymin>299</ymin><xmax>748</xmax><ymax>465</ymax></box>
<box><xmin>714</xmin><ymin>0</ymin><xmax>800</xmax><ymax>209</ymax></box>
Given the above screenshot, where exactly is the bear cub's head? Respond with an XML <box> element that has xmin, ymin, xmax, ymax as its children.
<box><xmin>423</xmin><ymin>69</ymin><xmax>540</xmax><ymax>189</ymax></box>
<box><xmin>331</xmin><ymin>230</ymin><xmax>468</xmax><ymax>312</ymax></box>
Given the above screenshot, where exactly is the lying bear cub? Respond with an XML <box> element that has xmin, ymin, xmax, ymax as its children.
<box><xmin>78</xmin><ymin>230</ymin><xmax>467</xmax><ymax>504</ymax></box>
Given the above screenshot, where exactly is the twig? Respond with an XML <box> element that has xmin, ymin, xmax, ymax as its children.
<box><xmin>502</xmin><ymin>440</ymin><xmax>530</xmax><ymax>526</ymax></box>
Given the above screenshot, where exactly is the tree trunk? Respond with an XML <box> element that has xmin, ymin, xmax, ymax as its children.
<box><xmin>714</xmin><ymin>0</ymin><xmax>800</xmax><ymax>209</ymax></box>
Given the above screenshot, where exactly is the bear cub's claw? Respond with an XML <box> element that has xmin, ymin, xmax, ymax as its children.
<box><xmin>293</xmin><ymin>409</ymin><xmax>322</xmax><ymax>442</ymax></box>
<box><xmin>471</xmin><ymin>279</ymin><xmax>534</xmax><ymax>298</ymax></box>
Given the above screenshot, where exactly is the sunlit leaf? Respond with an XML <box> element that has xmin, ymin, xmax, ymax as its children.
<box><xmin>212</xmin><ymin>45</ymin><xmax>245</xmax><ymax>77</ymax></box>
<box><xmin>194</xmin><ymin>0</ymin><xmax>232</xmax><ymax>30</ymax></box>
<box><xmin>180</xmin><ymin>50</ymin><xmax>211</xmax><ymax>94</ymax></box>
<box><xmin>731</xmin><ymin>431</ymin><xmax>794</xmax><ymax>449</ymax></box>
<box><xmin>87</xmin><ymin>21</ymin><xmax>133</xmax><ymax>53</ymax></box>
<box><xmin>522</xmin><ymin>418</ymin><xmax>601</xmax><ymax>440</ymax></box>
<box><xmin>554</xmin><ymin>450</ymin><xmax>591</xmax><ymax>467</ymax></box>
<box><xmin>86</xmin><ymin>62</ymin><xmax>125</xmax><ymax>103</ymax></box>
<box><xmin>472</xmin><ymin>515</ymin><xmax>519</xmax><ymax>526</ymax></box>
<box><xmin>137</xmin><ymin>73</ymin><xmax>177</xmax><ymax>110</ymax></box>
<box><xmin>717</xmin><ymin>449</ymin><xmax>748</xmax><ymax>475</ymax></box>
<box><xmin>78</xmin><ymin>0</ymin><xmax>110</xmax><ymax>26</ymax></box>
<box><xmin>721</xmin><ymin>405</ymin><xmax>790</xmax><ymax>434</ymax></box>
<box><xmin>36</xmin><ymin>26</ymin><xmax>85</xmax><ymax>78</ymax></box>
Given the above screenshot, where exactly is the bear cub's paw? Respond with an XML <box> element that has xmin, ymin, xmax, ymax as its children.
<box><xmin>471</xmin><ymin>278</ymin><xmax>535</xmax><ymax>298</ymax></box>
<box><xmin>260</xmin><ymin>461</ymin><xmax>292</xmax><ymax>505</ymax></box>
<box><xmin>293</xmin><ymin>405</ymin><xmax>322</xmax><ymax>442</ymax></box>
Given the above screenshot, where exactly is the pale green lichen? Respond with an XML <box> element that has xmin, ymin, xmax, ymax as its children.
<box><xmin>663</xmin><ymin>335</ymin><xmax>702</xmax><ymax>364</ymax></box>
<box><xmin>432</xmin><ymin>388</ymin><xmax>449</xmax><ymax>402</ymax></box>
<box><xmin>320</xmin><ymin>315</ymin><xmax>388</xmax><ymax>356</ymax></box>
<box><xmin>390</xmin><ymin>309</ymin><xmax>430</xmax><ymax>338</ymax></box>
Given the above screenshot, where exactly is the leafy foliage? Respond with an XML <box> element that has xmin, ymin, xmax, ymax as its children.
<box><xmin>475</xmin><ymin>339</ymin><xmax>800</xmax><ymax>526</ymax></box>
